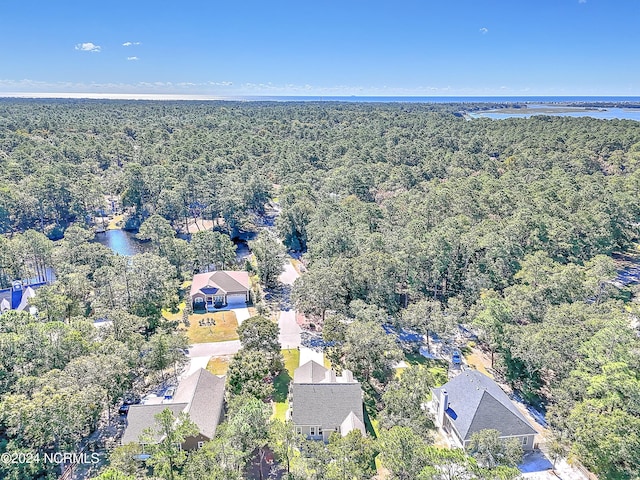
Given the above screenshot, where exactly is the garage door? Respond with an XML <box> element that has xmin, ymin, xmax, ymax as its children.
<box><xmin>227</xmin><ymin>293</ymin><xmax>248</xmax><ymax>305</ymax></box>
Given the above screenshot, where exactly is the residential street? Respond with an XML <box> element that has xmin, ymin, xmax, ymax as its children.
<box><xmin>278</xmin><ymin>261</ymin><xmax>299</xmax><ymax>286</ymax></box>
<box><xmin>188</xmin><ymin>340</ymin><xmax>241</xmax><ymax>357</ymax></box>
<box><xmin>278</xmin><ymin>309</ymin><xmax>302</xmax><ymax>349</ymax></box>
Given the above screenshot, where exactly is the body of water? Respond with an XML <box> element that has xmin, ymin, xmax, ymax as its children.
<box><xmin>95</xmin><ymin>229</ymin><xmax>251</xmax><ymax>261</ymax></box>
<box><xmin>468</xmin><ymin>105</ymin><xmax>640</xmax><ymax>121</ymax></box>
<box><xmin>94</xmin><ymin>230</ymin><xmax>151</xmax><ymax>256</ymax></box>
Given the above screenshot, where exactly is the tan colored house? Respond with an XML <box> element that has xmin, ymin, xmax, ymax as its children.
<box><xmin>121</xmin><ymin>368</ymin><xmax>226</xmax><ymax>451</ymax></box>
<box><xmin>431</xmin><ymin>370</ymin><xmax>537</xmax><ymax>451</ymax></box>
<box><xmin>190</xmin><ymin>271</ymin><xmax>250</xmax><ymax>311</ymax></box>
<box><xmin>288</xmin><ymin>360</ymin><xmax>366</xmax><ymax>442</ymax></box>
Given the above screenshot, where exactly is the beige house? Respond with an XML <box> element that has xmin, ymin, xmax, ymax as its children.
<box><xmin>190</xmin><ymin>270</ymin><xmax>250</xmax><ymax>311</ymax></box>
<box><xmin>288</xmin><ymin>360</ymin><xmax>366</xmax><ymax>442</ymax></box>
<box><xmin>121</xmin><ymin>368</ymin><xmax>226</xmax><ymax>451</ymax></box>
<box><xmin>431</xmin><ymin>370</ymin><xmax>537</xmax><ymax>451</ymax></box>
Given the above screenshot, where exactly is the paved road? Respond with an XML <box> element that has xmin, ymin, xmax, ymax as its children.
<box><xmin>279</xmin><ymin>261</ymin><xmax>300</xmax><ymax>286</ymax></box>
<box><xmin>188</xmin><ymin>340</ymin><xmax>241</xmax><ymax>357</ymax></box>
<box><xmin>278</xmin><ymin>309</ymin><xmax>302</xmax><ymax>349</ymax></box>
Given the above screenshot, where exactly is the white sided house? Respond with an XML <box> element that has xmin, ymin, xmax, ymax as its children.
<box><xmin>0</xmin><ymin>281</ymin><xmax>38</xmax><ymax>316</ymax></box>
<box><xmin>288</xmin><ymin>360</ymin><xmax>366</xmax><ymax>442</ymax></box>
<box><xmin>431</xmin><ymin>369</ymin><xmax>537</xmax><ymax>450</ymax></box>
<box><xmin>190</xmin><ymin>270</ymin><xmax>250</xmax><ymax>311</ymax></box>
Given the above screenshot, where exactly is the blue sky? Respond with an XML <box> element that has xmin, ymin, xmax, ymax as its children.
<box><xmin>1</xmin><ymin>0</ymin><xmax>639</xmax><ymax>97</ymax></box>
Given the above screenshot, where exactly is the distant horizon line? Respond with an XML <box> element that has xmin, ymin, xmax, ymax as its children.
<box><xmin>2</xmin><ymin>92</ymin><xmax>640</xmax><ymax>102</ymax></box>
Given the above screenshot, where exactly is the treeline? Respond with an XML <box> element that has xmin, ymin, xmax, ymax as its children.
<box><xmin>1</xmin><ymin>99</ymin><xmax>639</xmax><ymax>478</ymax></box>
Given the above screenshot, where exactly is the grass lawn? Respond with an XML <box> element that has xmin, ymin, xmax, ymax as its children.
<box><xmin>163</xmin><ymin>299</ymin><xmax>240</xmax><ymax>343</ymax></box>
<box><xmin>272</xmin><ymin>348</ymin><xmax>300</xmax><ymax>421</ymax></box>
<box><xmin>207</xmin><ymin>357</ymin><xmax>230</xmax><ymax>375</ymax></box>
<box><xmin>323</xmin><ymin>356</ymin><xmax>332</xmax><ymax>369</ymax></box>
<box><xmin>183</xmin><ymin>311</ymin><xmax>239</xmax><ymax>343</ymax></box>
<box><xmin>403</xmin><ymin>352</ymin><xmax>449</xmax><ymax>386</ymax></box>
<box><xmin>464</xmin><ymin>350</ymin><xmax>493</xmax><ymax>378</ymax></box>
<box><xmin>162</xmin><ymin>302</ymin><xmax>185</xmax><ymax>322</ymax></box>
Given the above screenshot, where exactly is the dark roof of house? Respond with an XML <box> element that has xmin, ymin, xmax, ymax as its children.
<box><xmin>173</xmin><ymin>368</ymin><xmax>226</xmax><ymax>440</ymax></box>
<box><xmin>191</xmin><ymin>271</ymin><xmax>250</xmax><ymax>297</ymax></box>
<box><xmin>293</xmin><ymin>360</ymin><xmax>329</xmax><ymax>383</ymax></box>
<box><xmin>291</xmin><ymin>383</ymin><xmax>364</xmax><ymax>430</ymax></box>
<box><xmin>121</xmin><ymin>403</ymin><xmax>187</xmax><ymax>444</ymax></box>
<box><xmin>200</xmin><ymin>287</ymin><xmax>220</xmax><ymax>295</ymax></box>
<box><xmin>432</xmin><ymin>370</ymin><xmax>537</xmax><ymax>441</ymax></box>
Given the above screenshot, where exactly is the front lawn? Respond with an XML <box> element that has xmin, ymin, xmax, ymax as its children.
<box><xmin>183</xmin><ymin>311</ymin><xmax>239</xmax><ymax>343</ymax></box>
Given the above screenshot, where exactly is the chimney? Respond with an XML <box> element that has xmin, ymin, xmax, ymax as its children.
<box><xmin>438</xmin><ymin>389</ymin><xmax>448</xmax><ymax>426</ymax></box>
<box><xmin>342</xmin><ymin>369</ymin><xmax>354</xmax><ymax>383</ymax></box>
<box><xmin>324</xmin><ymin>369</ymin><xmax>337</xmax><ymax>383</ymax></box>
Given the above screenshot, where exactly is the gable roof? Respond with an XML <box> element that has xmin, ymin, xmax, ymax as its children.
<box><xmin>0</xmin><ymin>298</ymin><xmax>10</xmax><ymax>312</ymax></box>
<box><xmin>122</xmin><ymin>368</ymin><xmax>226</xmax><ymax>445</ymax></box>
<box><xmin>121</xmin><ymin>403</ymin><xmax>188</xmax><ymax>444</ymax></box>
<box><xmin>291</xmin><ymin>383</ymin><xmax>364</xmax><ymax>430</ymax></box>
<box><xmin>433</xmin><ymin>370</ymin><xmax>536</xmax><ymax>441</ymax></box>
<box><xmin>174</xmin><ymin>368</ymin><xmax>226</xmax><ymax>439</ymax></box>
<box><xmin>293</xmin><ymin>360</ymin><xmax>328</xmax><ymax>383</ymax></box>
<box><xmin>16</xmin><ymin>286</ymin><xmax>36</xmax><ymax>312</ymax></box>
<box><xmin>340</xmin><ymin>411</ymin><xmax>366</xmax><ymax>437</ymax></box>
<box><xmin>191</xmin><ymin>271</ymin><xmax>250</xmax><ymax>297</ymax></box>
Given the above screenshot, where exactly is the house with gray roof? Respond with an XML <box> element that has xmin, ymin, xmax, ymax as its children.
<box><xmin>122</xmin><ymin>368</ymin><xmax>225</xmax><ymax>450</ymax></box>
<box><xmin>288</xmin><ymin>360</ymin><xmax>365</xmax><ymax>442</ymax></box>
<box><xmin>431</xmin><ymin>369</ymin><xmax>537</xmax><ymax>450</ymax></box>
<box><xmin>190</xmin><ymin>271</ymin><xmax>250</xmax><ymax>311</ymax></box>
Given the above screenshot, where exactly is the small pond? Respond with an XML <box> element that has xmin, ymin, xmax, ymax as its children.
<box><xmin>94</xmin><ymin>230</ymin><xmax>151</xmax><ymax>256</ymax></box>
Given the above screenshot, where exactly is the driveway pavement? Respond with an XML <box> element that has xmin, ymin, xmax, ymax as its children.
<box><xmin>231</xmin><ymin>307</ymin><xmax>250</xmax><ymax>325</ymax></box>
<box><xmin>182</xmin><ymin>356</ymin><xmax>211</xmax><ymax>378</ymax></box>
<box><xmin>299</xmin><ymin>347</ymin><xmax>323</xmax><ymax>366</ymax></box>
<box><xmin>278</xmin><ymin>261</ymin><xmax>300</xmax><ymax>286</ymax></box>
<box><xmin>278</xmin><ymin>309</ymin><xmax>302</xmax><ymax>349</ymax></box>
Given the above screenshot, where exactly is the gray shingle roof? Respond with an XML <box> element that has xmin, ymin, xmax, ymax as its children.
<box><xmin>174</xmin><ymin>368</ymin><xmax>226</xmax><ymax>439</ymax></box>
<box><xmin>433</xmin><ymin>370</ymin><xmax>536</xmax><ymax>441</ymax></box>
<box><xmin>121</xmin><ymin>368</ymin><xmax>226</xmax><ymax>445</ymax></box>
<box><xmin>291</xmin><ymin>383</ymin><xmax>364</xmax><ymax>430</ymax></box>
<box><xmin>293</xmin><ymin>360</ymin><xmax>328</xmax><ymax>383</ymax></box>
<box><xmin>121</xmin><ymin>403</ymin><xmax>187</xmax><ymax>444</ymax></box>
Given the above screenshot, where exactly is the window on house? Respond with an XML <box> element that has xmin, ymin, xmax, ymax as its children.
<box><xmin>197</xmin><ymin>441</ymin><xmax>204</xmax><ymax>449</ymax></box>
<box><xmin>295</xmin><ymin>427</ymin><xmax>302</xmax><ymax>435</ymax></box>
<box><xmin>521</xmin><ymin>437</ymin><xmax>528</xmax><ymax>446</ymax></box>
<box><xmin>310</xmin><ymin>426</ymin><xmax>317</xmax><ymax>436</ymax></box>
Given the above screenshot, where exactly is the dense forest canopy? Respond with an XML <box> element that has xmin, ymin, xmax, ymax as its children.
<box><xmin>0</xmin><ymin>99</ymin><xmax>639</xmax><ymax>479</ymax></box>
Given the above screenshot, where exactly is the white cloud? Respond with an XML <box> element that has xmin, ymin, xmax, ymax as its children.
<box><xmin>479</xmin><ymin>27</ymin><xmax>489</xmax><ymax>34</ymax></box>
<box><xmin>75</xmin><ymin>42</ymin><xmax>101</xmax><ymax>52</ymax></box>
<box><xmin>122</xmin><ymin>41</ymin><xmax>142</xmax><ymax>47</ymax></box>
<box><xmin>127</xmin><ymin>56</ymin><xmax>139</xmax><ymax>61</ymax></box>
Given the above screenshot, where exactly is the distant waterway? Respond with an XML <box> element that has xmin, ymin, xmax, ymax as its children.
<box><xmin>94</xmin><ymin>229</ymin><xmax>151</xmax><ymax>256</ymax></box>
<box><xmin>95</xmin><ymin>228</ymin><xmax>251</xmax><ymax>261</ymax></box>
<box><xmin>468</xmin><ymin>105</ymin><xmax>640</xmax><ymax>121</ymax></box>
